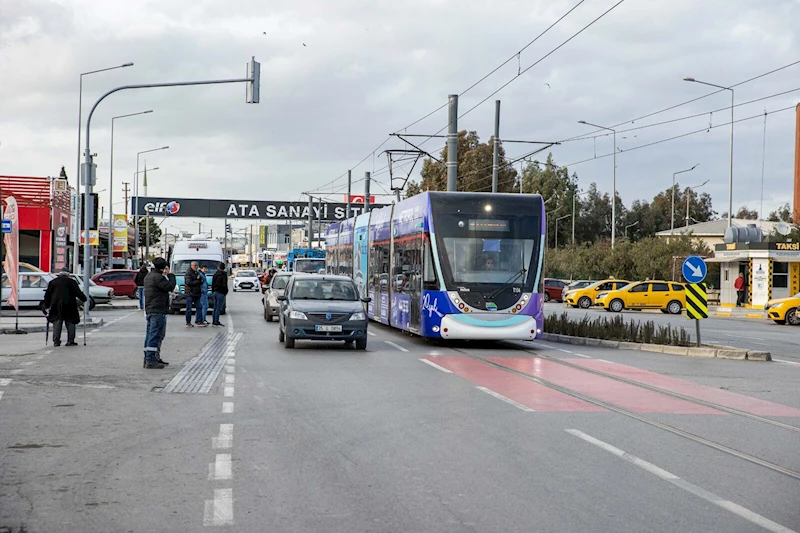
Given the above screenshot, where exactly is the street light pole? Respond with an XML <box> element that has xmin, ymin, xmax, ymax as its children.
<box><xmin>670</xmin><ymin>164</ymin><xmax>699</xmax><ymax>235</ymax></box>
<box><xmin>685</xmin><ymin>180</ymin><xmax>710</xmax><ymax>228</ymax></box>
<box><xmin>683</xmin><ymin>77</ymin><xmax>734</xmax><ymax>226</ymax></box>
<box><xmin>578</xmin><ymin>120</ymin><xmax>617</xmax><ymax>248</ymax></box>
<box><xmin>73</xmin><ymin>62</ymin><xmax>134</xmax><ymax>274</ymax></box>
<box><xmin>572</xmin><ymin>190</ymin><xmax>589</xmax><ymax>245</ymax></box>
<box><xmin>133</xmin><ymin>146</ymin><xmax>169</xmax><ymax>265</ymax></box>
<box><xmin>110</xmin><ymin>110</ymin><xmax>152</xmax><ymax>268</ymax></box>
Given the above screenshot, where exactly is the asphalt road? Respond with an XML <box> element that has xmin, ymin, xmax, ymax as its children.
<box><xmin>544</xmin><ymin>301</ymin><xmax>800</xmax><ymax>363</ymax></box>
<box><xmin>1</xmin><ymin>292</ymin><xmax>798</xmax><ymax>532</ymax></box>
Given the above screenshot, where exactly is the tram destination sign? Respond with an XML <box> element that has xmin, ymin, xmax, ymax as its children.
<box><xmin>131</xmin><ymin>197</ymin><xmax>385</xmax><ymax>222</ymax></box>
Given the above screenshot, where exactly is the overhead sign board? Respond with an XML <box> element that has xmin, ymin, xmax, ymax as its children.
<box><xmin>681</xmin><ymin>256</ymin><xmax>707</xmax><ymax>284</ymax></box>
<box><xmin>131</xmin><ymin>197</ymin><xmax>386</xmax><ymax>222</ymax></box>
<box><xmin>345</xmin><ymin>195</ymin><xmax>376</xmax><ymax>204</ymax></box>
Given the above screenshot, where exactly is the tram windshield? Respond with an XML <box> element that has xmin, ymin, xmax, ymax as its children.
<box><xmin>441</xmin><ymin>237</ymin><xmax>535</xmax><ymax>285</ymax></box>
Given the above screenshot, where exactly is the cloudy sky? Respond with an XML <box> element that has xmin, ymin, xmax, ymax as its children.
<box><xmin>1</xmin><ymin>0</ymin><xmax>798</xmax><ymax>236</ymax></box>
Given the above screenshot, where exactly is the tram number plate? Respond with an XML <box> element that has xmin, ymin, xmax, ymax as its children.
<box><xmin>315</xmin><ymin>325</ymin><xmax>342</xmax><ymax>332</ymax></box>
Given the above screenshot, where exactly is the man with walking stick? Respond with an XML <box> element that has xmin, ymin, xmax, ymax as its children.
<box><xmin>43</xmin><ymin>268</ymin><xmax>87</xmax><ymax>347</ymax></box>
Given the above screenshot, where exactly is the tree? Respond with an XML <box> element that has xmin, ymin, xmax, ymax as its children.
<box><xmin>649</xmin><ymin>184</ymin><xmax>714</xmax><ymax>233</ymax></box>
<box><xmin>767</xmin><ymin>203</ymin><xmax>792</xmax><ymax>223</ymax></box>
<box><xmin>59</xmin><ymin>166</ymin><xmax>68</xmax><ymax>179</ymax></box>
<box><xmin>136</xmin><ymin>216</ymin><xmax>162</xmax><ymax>247</ymax></box>
<box><xmin>520</xmin><ymin>154</ymin><xmax>577</xmax><ymax>247</ymax></box>
<box><xmin>721</xmin><ymin>206</ymin><xmax>758</xmax><ymax>220</ymax></box>
<box><xmin>407</xmin><ymin>130</ymin><xmax>518</xmax><ymax>195</ymax></box>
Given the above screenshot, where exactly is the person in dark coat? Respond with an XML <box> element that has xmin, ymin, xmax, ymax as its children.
<box><xmin>211</xmin><ymin>262</ymin><xmax>229</xmax><ymax>326</ymax></box>
<box><xmin>184</xmin><ymin>261</ymin><xmax>205</xmax><ymax>327</ymax></box>
<box><xmin>143</xmin><ymin>257</ymin><xmax>177</xmax><ymax>369</ymax></box>
<box><xmin>135</xmin><ymin>264</ymin><xmax>149</xmax><ymax>310</ymax></box>
<box><xmin>44</xmin><ymin>268</ymin><xmax>87</xmax><ymax>347</ymax></box>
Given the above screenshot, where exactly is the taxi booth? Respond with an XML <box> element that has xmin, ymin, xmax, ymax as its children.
<box><xmin>709</xmin><ymin>241</ymin><xmax>800</xmax><ymax>308</ymax></box>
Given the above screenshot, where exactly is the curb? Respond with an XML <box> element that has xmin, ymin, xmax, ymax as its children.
<box><xmin>97</xmin><ymin>304</ymin><xmax>141</xmax><ymax>311</ymax></box>
<box><xmin>541</xmin><ymin>332</ymin><xmax>771</xmax><ymax>362</ymax></box>
<box><xmin>1</xmin><ymin>319</ymin><xmax>104</xmax><ymax>335</ymax></box>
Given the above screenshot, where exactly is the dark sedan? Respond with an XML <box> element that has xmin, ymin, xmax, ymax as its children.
<box><xmin>278</xmin><ymin>275</ymin><xmax>370</xmax><ymax>349</ymax></box>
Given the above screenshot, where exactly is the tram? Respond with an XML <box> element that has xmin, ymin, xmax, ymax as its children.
<box><xmin>325</xmin><ymin>191</ymin><xmax>545</xmax><ymax>340</ymax></box>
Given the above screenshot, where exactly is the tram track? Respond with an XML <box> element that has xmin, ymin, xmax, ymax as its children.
<box><xmin>443</xmin><ymin>343</ymin><xmax>800</xmax><ymax>482</ymax></box>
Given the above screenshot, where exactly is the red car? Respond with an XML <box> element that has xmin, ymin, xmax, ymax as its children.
<box><xmin>543</xmin><ymin>278</ymin><xmax>567</xmax><ymax>303</ymax></box>
<box><xmin>92</xmin><ymin>269</ymin><xmax>138</xmax><ymax>298</ymax></box>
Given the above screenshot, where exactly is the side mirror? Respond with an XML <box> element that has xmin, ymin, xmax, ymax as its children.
<box><xmin>277</xmin><ymin>295</ymin><xmax>287</xmax><ymax>301</ymax></box>
<box><xmin>361</xmin><ymin>297</ymin><xmax>372</xmax><ymax>303</ymax></box>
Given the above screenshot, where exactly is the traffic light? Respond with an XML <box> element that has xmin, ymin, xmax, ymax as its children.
<box><xmin>226</xmin><ymin>223</ymin><xmax>232</xmax><ymax>233</ymax></box>
<box><xmin>80</xmin><ymin>193</ymin><xmax>99</xmax><ymax>230</ymax></box>
<box><xmin>246</xmin><ymin>56</ymin><xmax>260</xmax><ymax>104</ymax></box>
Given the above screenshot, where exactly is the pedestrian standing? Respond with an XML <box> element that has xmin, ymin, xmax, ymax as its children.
<box><xmin>734</xmin><ymin>272</ymin><xmax>746</xmax><ymax>307</ymax></box>
<box><xmin>43</xmin><ymin>268</ymin><xmax>87</xmax><ymax>347</ymax></box>
<box><xmin>199</xmin><ymin>265</ymin><xmax>210</xmax><ymax>325</ymax></box>
<box><xmin>211</xmin><ymin>262</ymin><xmax>228</xmax><ymax>327</ymax></box>
<box><xmin>135</xmin><ymin>263</ymin><xmax>148</xmax><ymax>310</ymax></box>
<box><xmin>184</xmin><ymin>260</ymin><xmax>205</xmax><ymax>327</ymax></box>
<box><xmin>143</xmin><ymin>257</ymin><xmax>176</xmax><ymax>369</ymax></box>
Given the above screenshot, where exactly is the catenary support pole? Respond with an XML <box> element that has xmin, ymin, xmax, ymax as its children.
<box><xmin>492</xmin><ymin>100</ymin><xmax>500</xmax><ymax>193</ymax></box>
<box><xmin>446</xmin><ymin>94</ymin><xmax>458</xmax><ymax>192</ymax></box>
<box><xmin>364</xmin><ymin>172</ymin><xmax>371</xmax><ymax>213</ymax></box>
<box><xmin>307</xmin><ymin>195</ymin><xmax>313</xmax><ymax>247</ymax></box>
<box><xmin>346</xmin><ymin>169</ymin><xmax>352</xmax><ymax>219</ymax></box>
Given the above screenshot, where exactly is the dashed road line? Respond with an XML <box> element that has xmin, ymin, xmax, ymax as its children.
<box><xmin>209</xmin><ymin>453</ymin><xmax>233</xmax><ymax>480</ymax></box>
<box><xmin>367</xmin><ymin>331</ymin><xmax>377</xmax><ymax>337</ymax></box>
<box><xmin>566</xmin><ymin>429</ymin><xmax>794</xmax><ymax>533</ymax></box>
<box><xmin>597</xmin><ymin>359</ymin><xmax>615</xmax><ymax>364</ymax></box>
<box><xmin>476</xmin><ymin>386</ymin><xmax>535</xmax><ymax>412</ymax></box>
<box><xmin>224</xmin><ymin>386</ymin><xmax>234</xmax><ymax>397</ymax></box>
<box><xmin>203</xmin><ymin>488</ymin><xmax>234</xmax><ymax>526</ymax></box>
<box><xmin>0</xmin><ymin>378</ymin><xmax>11</xmax><ymax>386</ymax></box>
<box><xmin>419</xmin><ymin>359</ymin><xmax>453</xmax><ymax>373</ymax></box>
<box><xmin>573</xmin><ymin>353</ymin><xmax>592</xmax><ymax>359</ymax></box>
<box><xmin>385</xmin><ymin>340</ymin><xmax>409</xmax><ymax>352</ymax></box>
<box><xmin>225</xmin><ymin>374</ymin><xmax>235</xmax><ymax>384</ymax></box>
<box><xmin>0</xmin><ymin>391</ymin><xmax>4</xmax><ymax>402</ymax></box>
<box><xmin>212</xmin><ymin>424</ymin><xmax>233</xmax><ymax>449</ymax></box>
<box><xmin>774</xmin><ymin>359</ymin><xmax>800</xmax><ymax>366</ymax></box>
<box><xmin>222</xmin><ymin>402</ymin><xmax>234</xmax><ymax>414</ymax></box>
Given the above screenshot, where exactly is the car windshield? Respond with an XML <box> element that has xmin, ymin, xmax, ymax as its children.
<box><xmin>173</xmin><ymin>260</ymin><xmax>221</xmax><ymax>275</ymax></box>
<box><xmin>237</xmin><ymin>270</ymin><xmax>256</xmax><ymax>277</ymax></box>
<box><xmin>272</xmin><ymin>275</ymin><xmax>290</xmax><ymax>290</ymax></box>
<box><xmin>291</xmin><ymin>279</ymin><xmax>358</xmax><ymax>301</ymax></box>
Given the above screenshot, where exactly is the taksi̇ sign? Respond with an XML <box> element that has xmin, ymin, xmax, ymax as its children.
<box><xmin>132</xmin><ymin>197</ymin><xmax>384</xmax><ymax>222</ymax></box>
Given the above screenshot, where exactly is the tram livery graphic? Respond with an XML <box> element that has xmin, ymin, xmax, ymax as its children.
<box><xmin>325</xmin><ymin>192</ymin><xmax>545</xmax><ymax>340</ymax></box>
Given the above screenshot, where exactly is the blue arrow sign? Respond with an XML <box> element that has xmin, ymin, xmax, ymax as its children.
<box><xmin>1</xmin><ymin>219</ymin><xmax>11</xmax><ymax>233</ymax></box>
<box><xmin>682</xmin><ymin>256</ymin><xmax>707</xmax><ymax>284</ymax></box>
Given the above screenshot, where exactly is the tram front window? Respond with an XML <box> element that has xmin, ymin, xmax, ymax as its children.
<box><xmin>441</xmin><ymin>237</ymin><xmax>535</xmax><ymax>287</ymax></box>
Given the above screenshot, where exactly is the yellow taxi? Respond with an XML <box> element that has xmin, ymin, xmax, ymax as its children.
<box><xmin>764</xmin><ymin>293</ymin><xmax>800</xmax><ymax>325</ymax></box>
<box><xmin>595</xmin><ymin>280</ymin><xmax>685</xmax><ymax>314</ymax></box>
<box><xmin>565</xmin><ymin>279</ymin><xmax>630</xmax><ymax>309</ymax></box>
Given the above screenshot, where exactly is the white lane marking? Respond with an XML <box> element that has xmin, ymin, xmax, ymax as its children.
<box><xmin>721</xmin><ymin>333</ymin><xmax>767</xmax><ymax>341</ymax></box>
<box><xmin>222</xmin><ymin>402</ymin><xmax>234</xmax><ymax>414</ymax></box>
<box><xmin>10</xmin><ymin>369</ymin><xmax>23</xmax><ymax>375</ymax></box>
<box><xmin>0</xmin><ymin>391</ymin><xmax>4</xmax><ymax>401</ymax></box>
<box><xmin>573</xmin><ymin>353</ymin><xmax>592</xmax><ymax>359</ymax></box>
<box><xmin>224</xmin><ymin>386</ymin><xmax>234</xmax><ymax>397</ymax></box>
<box><xmin>20</xmin><ymin>362</ymin><xmax>34</xmax><ymax>366</ymax></box>
<box><xmin>228</xmin><ymin>312</ymin><xmax>235</xmax><ymax>334</ymax></box>
<box><xmin>44</xmin><ymin>350</ymin><xmax>52</xmax><ymax>354</ymax></box>
<box><xmin>225</xmin><ymin>374</ymin><xmax>235</xmax><ymax>384</ymax></box>
<box><xmin>225</xmin><ymin>365</ymin><xmax>235</xmax><ymax>374</ymax></box>
<box><xmin>208</xmin><ymin>454</ymin><xmax>232</xmax><ymax>480</ymax></box>
<box><xmin>476</xmin><ymin>386</ymin><xmax>535</xmax><ymax>412</ymax></box>
<box><xmin>531</xmin><ymin>341</ymin><xmax>573</xmax><ymax>354</ymax></box>
<box><xmin>597</xmin><ymin>359</ymin><xmax>615</xmax><ymax>364</ymax></box>
<box><xmin>226</xmin><ymin>358</ymin><xmax>236</xmax><ymax>365</ymax></box>
<box><xmin>565</xmin><ymin>429</ymin><xmax>795</xmax><ymax>533</ymax></box>
<box><xmin>0</xmin><ymin>379</ymin><xmax>11</xmax><ymax>386</ymax></box>
<box><xmin>419</xmin><ymin>359</ymin><xmax>453</xmax><ymax>373</ymax></box>
<box><xmin>367</xmin><ymin>331</ymin><xmax>376</xmax><ymax>337</ymax></box>
<box><xmin>384</xmin><ymin>340</ymin><xmax>409</xmax><ymax>352</ymax></box>
<box><xmin>212</xmin><ymin>424</ymin><xmax>233</xmax><ymax>449</ymax></box>
<box><xmin>203</xmin><ymin>488</ymin><xmax>234</xmax><ymax>526</ymax></box>
<box><xmin>774</xmin><ymin>359</ymin><xmax>800</xmax><ymax>366</ymax></box>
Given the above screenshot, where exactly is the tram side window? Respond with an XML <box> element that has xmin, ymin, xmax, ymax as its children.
<box><xmin>338</xmin><ymin>243</ymin><xmax>352</xmax><ymax>277</ymax></box>
<box><xmin>393</xmin><ymin>234</ymin><xmax>422</xmax><ymax>294</ymax></box>
<box><xmin>423</xmin><ymin>237</ymin><xmax>439</xmax><ymax>290</ymax></box>
<box><xmin>370</xmin><ymin>240</ymin><xmax>390</xmax><ymax>290</ymax></box>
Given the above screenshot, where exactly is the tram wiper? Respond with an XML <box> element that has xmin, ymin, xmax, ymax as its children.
<box><xmin>486</xmin><ymin>269</ymin><xmax>526</xmax><ymax>301</ymax></box>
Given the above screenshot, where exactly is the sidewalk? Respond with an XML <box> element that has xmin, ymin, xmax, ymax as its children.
<box><xmin>1</xmin><ymin>315</ymin><xmax>103</xmax><ymax>334</ymax></box>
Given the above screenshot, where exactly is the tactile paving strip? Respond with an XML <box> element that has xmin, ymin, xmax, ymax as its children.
<box><xmin>163</xmin><ymin>332</ymin><xmax>242</xmax><ymax>393</ymax></box>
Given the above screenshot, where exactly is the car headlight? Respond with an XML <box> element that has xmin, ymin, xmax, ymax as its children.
<box><xmin>289</xmin><ymin>310</ymin><xmax>307</xmax><ymax>320</ymax></box>
<box><xmin>596</xmin><ymin>292</ymin><xmax>608</xmax><ymax>299</ymax></box>
<box><xmin>349</xmin><ymin>312</ymin><xmax>365</xmax><ymax>321</ymax></box>
<box><xmin>769</xmin><ymin>302</ymin><xmax>784</xmax><ymax>310</ymax></box>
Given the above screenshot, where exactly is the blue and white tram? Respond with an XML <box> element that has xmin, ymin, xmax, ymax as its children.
<box><xmin>325</xmin><ymin>191</ymin><xmax>545</xmax><ymax>340</ymax></box>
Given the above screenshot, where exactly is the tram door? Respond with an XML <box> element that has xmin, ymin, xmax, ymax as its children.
<box><xmin>370</xmin><ymin>240</ymin><xmax>390</xmax><ymax>324</ymax></box>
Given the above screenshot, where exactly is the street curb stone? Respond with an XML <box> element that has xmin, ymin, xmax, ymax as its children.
<box><xmin>1</xmin><ymin>318</ymin><xmax>104</xmax><ymax>335</ymax></box>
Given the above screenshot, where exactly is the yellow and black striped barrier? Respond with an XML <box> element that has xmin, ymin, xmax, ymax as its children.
<box><xmin>685</xmin><ymin>283</ymin><xmax>708</xmax><ymax>320</ymax></box>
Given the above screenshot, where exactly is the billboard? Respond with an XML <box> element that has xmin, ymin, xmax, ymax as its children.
<box><xmin>131</xmin><ymin>197</ymin><xmax>385</xmax><ymax>222</ymax></box>
<box><xmin>112</xmin><ymin>214</ymin><xmax>128</xmax><ymax>253</ymax></box>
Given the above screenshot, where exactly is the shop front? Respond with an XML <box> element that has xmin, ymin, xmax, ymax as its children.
<box><xmin>710</xmin><ymin>242</ymin><xmax>800</xmax><ymax>307</ymax></box>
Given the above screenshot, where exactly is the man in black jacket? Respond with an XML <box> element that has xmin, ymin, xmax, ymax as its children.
<box><xmin>44</xmin><ymin>268</ymin><xmax>87</xmax><ymax>346</ymax></box>
<box><xmin>184</xmin><ymin>261</ymin><xmax>205</xmax><ymax>327</ymax></box>
<box><xmin>211</xmin><ymin>262</ymin><xmax>228</xmax><ymax>326</ymax></box>
<box><xmin>135</xmin><ymin>264</ymin><xmax>148</xmax><ymax>310</ymax></box>
<box><xmin>143</xmin><ymin>257</ymin><xmax>177</xmax><ymax>369</ymax></box>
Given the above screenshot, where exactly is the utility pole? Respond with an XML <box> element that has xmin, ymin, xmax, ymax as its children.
<box><xmin>122</xmin><ymin>182</ymin><xmax>130</xmax><ymax>216</ymax></box>
<box><xmin>346</xmin><ymin>170</ymin><xmax>352</xmax><ymax>219</ymax></box>
<box><xmin>316</xmin><ymin>197</ymin><xmax>322</xmax><ymax>249</ymax></box>
<box><xmin>447</xmin><ymin>94</ymin><xmax>458</xmax><ymax>192</ymax></box>
<box><xmin>492</xmin><ymin>100</ymin><xmax>500</xmax><ymax>193</ymax></box>
<box><xmin>364</xmin><ymin>172</ymin><xmax>371</xmax><ymax>213</ymax></box>
<box><xmin>307</xmin><ymin>195</ymin><xmax>313</xmax><ymax>247</ymax></box>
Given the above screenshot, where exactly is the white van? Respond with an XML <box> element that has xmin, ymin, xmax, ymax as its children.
<box><xmin>168</xmin><ymin>235</ymin><xmax>226</xmax><ymax>314</ymax></box>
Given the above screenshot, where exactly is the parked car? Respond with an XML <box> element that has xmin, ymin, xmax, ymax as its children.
<box><xmin>595</xmin><ymin>280</ymin><xmax>685</xmax><ymax>314</ymax></box>
<box><xmin>764</xmin><ymin>293</ymin><xmax>800</xmax><ymax>325</ymax></box>
<box><xmin>233</xmin><ymin>269</ymin><xmax>260</xmax><ymax>292</ymax></box>
<box><xmin>565</xmin><ymin>279</ymin><xmax>630</xmax><ymax>309</ymax></box>
<box><xmin>263</xmin><ymin>271</ymin><xmax>292</xmax><ymax>322</ymax></box>
<box><xmin>92</xmin><ymin>269</ymin><xmax>138</xmax><ymax>298</ymax></box>
<box><xmin>562</xmin><ymin>280</ymin><xmax>595</xmax><ymax>301</ymax></box>
<box><xmin>543</xmin><ymin>278</ymin><xmax>567</xmax><ymax>302</ymax></box>
<box><xmin>1</xmin><ymin>272</ymin><xmax>111</xmax><ymax>309</ymax></box>
<box><xmin>278</xmin><ymin>274</ymin><xmax>370</xmax><ymax>349</ymax></box>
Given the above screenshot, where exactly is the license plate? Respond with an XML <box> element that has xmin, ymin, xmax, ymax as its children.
<box><xmin>315</xmin><ymin>325</ymin><xmax>342</xmax><ymax>332</ymax></box>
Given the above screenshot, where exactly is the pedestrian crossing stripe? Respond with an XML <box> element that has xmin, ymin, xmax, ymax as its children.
<box><xmin>685</xmin><ymin>283</ymin><xmax>708</xmax><ymax>320</ymax></box>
